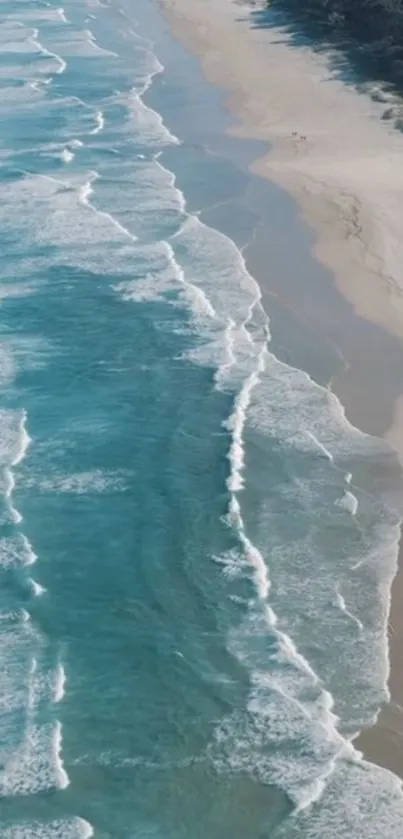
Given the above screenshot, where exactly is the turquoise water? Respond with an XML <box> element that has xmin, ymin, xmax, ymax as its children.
<box><xmin>2</xmin><ymin>0</ymin><xmax>403</xmax><ymax>836</ymax></box>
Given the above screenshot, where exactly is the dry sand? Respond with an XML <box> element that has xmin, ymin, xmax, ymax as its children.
<box><xmin>160</xmin><ymin>0</ymin><xmax>403</xmax><ymax>783</ymax></box>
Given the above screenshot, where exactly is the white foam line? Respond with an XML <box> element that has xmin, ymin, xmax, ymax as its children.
<box><xmin>171</xmin><ymin>212</ymin><xmax>267</xmax><ymax>354</ymax></box>
<box><xmin>4</xmin><ymin>411</ymin><xmax>31</xmax><ymax>524</ymax></box>
<box><xmin>80</xmin><ymin>178</ymin><xmax>93</xmax><ymax>204</ymax></box>
<box><xmin>226</xmin><ymin>368</ymin><xmax>261</xmax><ymax>491</ymax></box>
<box><xmin>124</xmin><ymin>21</ymin><xmax>155</xmax><ymax>54</ymax></box>
<box><xmin>27</xmin><ymin>656</ymin><xmax>38</xmax><ymax>713</ymax></box>
<box><xmin>219</xmin><ymin>287</ymin><xmax>272</xmax><ymax>599</ymax></box>
<box><xmin>54</xmin><ymin>662</ymin><xmax>66</xmax><ymax>703</ymax></box>
<box><xmin>84</xmin><ymin>28</ymin><xmax>118</xmax><ymax>57</ymax></box>
<box><xmin>251</xmin><ymin>633</ymin><xmax>356</xmax><ymax>812</ymax></box>
<box><xmin>13</xmin><ymin>410</ymin><xmax>31</xmax><ymax>467</ymax></box>
<box><xmin>215</xmin><ymin>317</ymin><xmax>237</xmax><ymax>387</ymax></box>
<box><xmin>79</xmin><ymin>170</ymin><xmax>137</xmax><ymax>241</ymax></box>
<box><xmin>339</xmin><ymin>489</ymin><xmax>359</xmax><ymax>516</ymax></box>
<box><xmin>57</xmin><ymin>7</ymin><xmax>69</xmax><ymax>23</ymax></box>
<box><xmin>137</xmin><ymin>54</ymin><xmax>164</xmax><ymax>94</ymax></box>
<box><xmin>335</xmin><ymin>585</ymin><xmax>364</xmax><ymax>632</ymax></box>
<box><xmin>37</xmin><ymin>172</ymin><xmax>69</xmax><ymax>187</ymax></box>
<box><xmin>29</xmin><ymin>577</ymin><xmax>46</xmax><ymax>596</ymax></box>
<box><xmin>307</xmin><ymin>433</ymin><xmax>361</xmax><ymax>515</ymax></box>
<box><xmin>17</xmin><ymin>167</ymin><xmax>69</xmax><ymax>188</ymax></box>
<box><xmin>154</xmin><ymin>170</ymin><xmax>222</xmax><ymax>320</ymax></box>
<box><xmin>90</xmin><ymin>109</ymin><xmax>105</xmax><ymax>135</ymax></box>
<box><xmin>224</xmin><ymin>277</ymin><xmax>269</xmax><ymax>478</ymax></box>
<box><xmin>2</xmin><ymin>410</ymin><xmax>31</xmax><ymax>526</ymax></box>
<box><xmin>22</xmin><ymin>534</ymin><xmax>38</xmax><ymax>566</ymax></box>
<box><xmin>28</xmin><ymin>28</ymin><xmax>66</xmax><ymax>74</ymax></box>
<box><xmin>52</xmin><ymin>94</ymin><xmax>99</xmax><ymax>141</ymax></box>
<box><xmin>229</xmin><ymin>495</ymin><xmax>270</xmax><ymax>599</ymax></box>
<box><xmin>165</xmin><ymin>241</ymin><xmax>216</xmax><ymax>318</ymax></box>
<box><xmin>61</xmin><ymin>148</ymin><xmax>74</xmax><ymax>163</ymax></box>
<box><xmin>130</xmin><ymin>88</ymin><xmax>180</xmax><ymax>144</ymax></box>
<box><xmin>4</xmin><ymin>468</ymin><xmax>21</xmax><ymax>524</ymax></box>
<box><xmin>306</xmin><ymin>430</ymin><xmax>334</xmax><ymax>462</ymax></box>
<box><xmin>54</xmin><ymin>721</ymin><xmax>70</xmax><ymax>789</ymax></box>
<box><xmin>29</xmin><ymin>77</ymin><xmax>52</xmax><ymax>92</ymax></box>
<box><xmin>277</xmin><ymin>632</ymin><xmax>322</xmax><ymax>683</ymax></box>
<box><xmin>154</xmin><ymin>155</ymin><xmax>186</xmax><ymax>214</ymax></box>
<box><xmin>77</xmin><ymin>819</ymin><xmax>94</xmax><ymax>839</ymax></box>
<box><xmin>293</xmin><ymin>755</ymin><xmax>343</xmax><ymax>814</ymax></box>
<box><xmin>306</xmin><ymin>430</ymin><xmax>360</xmax><ymax>515</ymax></box>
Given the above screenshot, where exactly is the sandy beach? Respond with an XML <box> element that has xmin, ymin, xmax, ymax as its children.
<box><xmin>160</xmin><ymin>0</ymin><xmax>403</xmax><ymax>782</ymax></box>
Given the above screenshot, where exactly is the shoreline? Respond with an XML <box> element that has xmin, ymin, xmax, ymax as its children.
<box><xmin>159</xmin><ymin>0</ymin><xmax>403</xmax><ymax>783</ymax></box>
<box><xmin>355</xmin><ymin>537</ymin><xmax>403</xmax><ymax>778</ymax></box>
<box><xmin>159</xmin><ymin>0</ymin><xmax>403</xmax><ymax>457</ymax></box>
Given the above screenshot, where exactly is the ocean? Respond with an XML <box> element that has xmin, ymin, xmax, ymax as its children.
<box><xmin>1</xmin><ymin>0</ymin><xmax>403</xmax><ymax>836</ymax></box>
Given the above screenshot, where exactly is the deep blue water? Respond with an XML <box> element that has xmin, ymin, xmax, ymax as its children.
<box><xmin>1</xmin><ymin>1</ymin><xmax>403</xmax><ymax>837</ymax></box>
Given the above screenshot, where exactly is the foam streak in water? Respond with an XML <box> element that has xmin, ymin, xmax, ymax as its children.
<box><xmin>90</xmin><ymin>109</ymin><xmax>105</xmax><ymax>135</ymax></box>
<box><xmin>14</xmin><ymin>410</ymin><xmax>31</xmax><ymax>467</ymax></box>
<box><xmin>335</xmin><ymin>585</ymin><xmax>364</xmax><ymax>632</ymax></box>
<box><xmin>306</xmin><ymin>430</ymin><xmax>334</xmax><ymax>462</ymax></box>
<box><xmin>3</xmin><ymin>411</ymin><xmax>31</xmax><ymax>525</ymax></box>
<box><xmin>4</xmin><ymin>467</ymin><xmax>21</xmax><ymax>524</ymax></box>
<box><xmin>29</xmin><ymin>577</ymin><xmax>46</xmax><ymax>596</ymax></box>
<box><xmin>54</xmin><ymin>721</ymin><xmax>70</xmax><ymax>789</ymax></box>
<box><xmin>85</xmin><ymin>29</ymin><xmax>118</xmax><ymax>57</ymax></box>
<box><xmin>61</xmin><ymin>148</ymin><xmax>74</xmax><ymax>163</ymax></box>
<box><xmin>22</xmin><ymin>534</ymin><xmax>38</xmax><ymax>566</ymax></box>
<box><xmin>57</xmin><ymin>7</ymin><xmax>69</xmax><ymax>23</ymax></box>
<box><xmin>165</xmin><ymin>240</ymin><xmax>216</xmax><ymax>318</ymax></box>
<box><xmin>79</xmin><ymin>171</ymin><xmax>137</xmax><ymax>241</ymax></box>
<box><xmin>54</xmin><ymin>662</ymin><xmax>66</xmax><ymax>703</ymax></box>
<box><xmin>28</xmin><ymin>28</ymin><xmax>67</xmax><ymax>75</ymax></box>
<box><xmin>0</xmin><ymin>818</ymin><xmax>94</xmax><ymax>839</ymax></box>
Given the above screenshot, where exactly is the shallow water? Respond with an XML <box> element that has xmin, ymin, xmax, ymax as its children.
<box><xmin>1</xmin><ymin>0</ymin><xmax>403</xmax><ymax>836</ymax></box>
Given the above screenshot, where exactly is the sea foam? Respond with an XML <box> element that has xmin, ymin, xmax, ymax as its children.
<box><xmin>0</xmin><ymin>819</ymin><xmax>93</xmax><ymax>839</ymax></box>
<box><xmin>0</xmin><ymin>3</ymin><xmax>401</xmax><ymax>834</ymax></box>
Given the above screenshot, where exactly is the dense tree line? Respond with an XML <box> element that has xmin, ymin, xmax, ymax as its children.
<box><xmin>270</xmin><ymin>0</ymin><xmax>403</xmax><ymax>84</ymax></box>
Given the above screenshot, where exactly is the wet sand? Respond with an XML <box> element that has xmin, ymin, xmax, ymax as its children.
<box><xmin>159</xmin><ymin>0</ymin><xmax>403</xmax><ymax>783</ymax></box>
<box><xmin>356</xmin><ymin>538</ymin><xmax>403</xmax><ymax>778</ymax></box>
